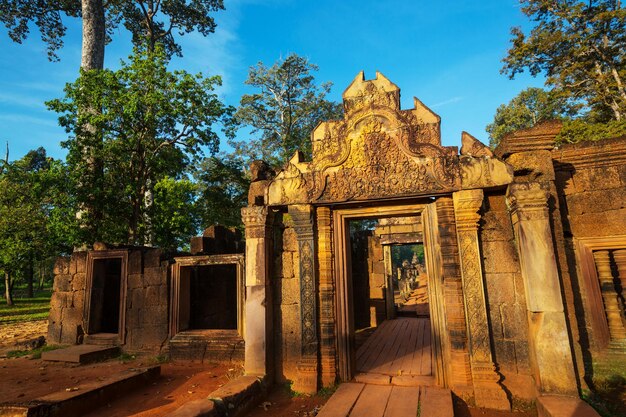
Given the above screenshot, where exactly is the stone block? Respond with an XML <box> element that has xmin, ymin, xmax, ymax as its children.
<box><xmin>500</xmin><ymin>373</ymin><xmax>535</xmax><ymax>402</ymax></box>
<box><xmin>502</xmin><ymin>304</ymin><xmax>528</xmax><ymax>340</ymax></box>
<box><xmin>144</xmin><ymin>248</ymin><xmax>162</xmax><ymax>268</ymax></box>
<box><xmin>131</xmin><ymin>288</ymin><xmax>145</xmax><ymax>310</ymax></box>
<box><xmin>128</xmin><ymin>250</ymin><xmax>143</xmax><ymax>274</ymax></box>
<box><xmin>369</xmin><ymin>272</ymin><xmax>385</xmax><ymax>288</ymax></box>
<box><xmin>488</xmin><ymin>305</ymin><xmax>504</xmax><ymax>339</ymax></box>
<box><xmin>71</xmin><ymin>273</ymin><xmax>86</xmax><ymax>291</ymax></box>
<box><xmin>555</xmin><ymin>170</ymin><xmax>576</xmax><ymax>196</ymax></box>
<box><xmin>72</xmin><ymin>290</ymin><xmax>85</xmax><ymax>310</ymax></box>
<box><xmin>369</xmin><ymin>287</ymin><xmax>385</xmax><ymax>299</ymax></box>
<box><xmin>573</xmin><ymin>166</ymin><xmax>621</xmax><ymax>192</ymax></box>
<box><xmin>53</xmin><ymin>256</ymin><xmax>70</xmax><ymax>275</ymax></box>
<box><xmin>485</xmin><ymin>273</ymin><xmax>515</xmax><ymax>305</ymax></box>
<box><xmin>494</xmin><ymin>340</ymin><xmax>517</xmax><ymax>372</ymax></box>
<box><xmin>371</xmin><ymin>261</ymin><xmax>385</xmax><ymax>275</ymax></box>
<box><xmin>145</xmin><ymin>266</ymin><xmax>166</xmax><ymax>286</ymax></box>
<box><xmin>513</xmin><ymin>274</ymin><xmax>527</xmax><ymax>305</ymax></box>
<box><xmin>514</xmin><ymin>340</ymin><xmax>531</xmax><ymax>372</ymax></box>
<box><xmin>131</xmin><ymin>324</ymin><xmax>167</xmax><ymax>349</ymax></box>
<box><xmin>145</xmin><ymin>285</ymin><xmax>162</xmax><ymax>305</ymax></box>
<box><xmin>51</xmin><ymin>291</ymin><xmax>71</xmax><ymax>308</ymax></box>
<box><xmin>283</xmin><ymin>227</ymin><xmax>298</xmax><ymax>252</ymax></box>
<box><xmin>506</xmin><ymin>150</ymin><xmax>555</xmax><ymax>181</ymax></box>
<box><xmin>281</xmin><ymin>252</ymin><xmax>294</xmax><ymax>278</ymax></box>
<box><xmin>245</xmin><ymin>285</ymin><xmax>270</xmax><ymax>376</ymax></box>
<box><xmin>53</xmin><ymin>275</ymin><xmax>72</xmax><ymax>292</ymax></box>
<box><xmin>281</xmin><ymin>277</ymin><xmax>300</xmax><ymax>305</ymax></box>
<box><xmin>485</xmin><ymin>192</ymin><xmax>508</xmax><ymax>211</ymax></box>
<box><xmin>566</xmin><ymin>189</ymin><xmax>624</xmax><ymax>215</ymax></box>
<box><xmin>62</xmin><ymin>306</ymin><xmax>82</xmax><ymax>324</ymax></box>
<box><xmin>481</xmin><ymin>210</ymin><xmax>515</xmax><ymax>242</ymax></box>
<box><xmin>482</xmin><ymin>241</ymin><xmax>519</xmax><ymax>274</ymax></box>
<box><xmin>47</xmin><ymin>321</ymin><xmax>62</xmax><ymax>344</ymax></box>
<box><xmin>170</xmin><ymin>399</ymin><xmax>217</xmax><ymax>417</ymax></box>
<box><xmin>128</xmin><ymin>273</ymin><xmax>144</xmax><ymax>289</ymax></box>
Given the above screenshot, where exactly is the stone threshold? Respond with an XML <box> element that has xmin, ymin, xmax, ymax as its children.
<box><xmin>0</xmin><ymin>365</ymin><xmax>160</xmax><ymax>417</ymax></box>
<box><xmin>170</xmin><ymin>375</ymin><xmax>267</xmax><ymax>417</ymax></box>
<box><xmin>537</xmin><ymin>395</ymin><xmax>601</xmax><ymax>417</ymax></box>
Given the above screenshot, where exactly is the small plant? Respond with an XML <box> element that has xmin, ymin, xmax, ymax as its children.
<box><xmin>118</xmin><ymin>352</ymin><xmax>137</xmax><ymax>363</ymax></box>
<box><xmin>6</xmin><ymin>344</ymin><xmax>64</xmax><ymax>359</ymax></box>
<box><xmin>316</xmin><ymin>384</ymin><xmax>339</xmax><ymax>399</ymax></box>
<box><xmin>225</xmin><ymin>364</ymin><xmax>245</xmax><ymax>380</ymax></box>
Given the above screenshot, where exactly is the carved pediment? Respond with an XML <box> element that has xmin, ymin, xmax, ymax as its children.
<box><xmin>265</xmin><ymin>72</ymin><xmax>513</xmax><ymax>206</ymax></box>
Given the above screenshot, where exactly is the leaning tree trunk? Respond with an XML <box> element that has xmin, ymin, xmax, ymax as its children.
<box><xmin>4</xmin><ymin>271</ymin><xmax>13</xmax><ymax>306</ymax></box>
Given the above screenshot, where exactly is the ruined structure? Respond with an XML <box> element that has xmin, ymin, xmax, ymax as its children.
<box><xmin>241</xmin><ymin>72</ymin><xmax>626</xmax><ymax>410</ymax></box>
<box><xmin>47</xmin><ymin>226</ymin><xmax>245</xmax><ymax>361</ymax></box>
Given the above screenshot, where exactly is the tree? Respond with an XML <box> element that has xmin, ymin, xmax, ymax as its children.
<box><xmin>502</xmin><ymin>0</ymin><xmax>626</xmax><ymax>121</ymax></box>
<box><xmin>486</xmin><ymin>87</ymin><xmax>577</xmax><ymax>147</ymax></box>
<box><xmin>47</xmin><ymin>46</ymin><xmax>231</xmax><ymax>247</ymax></box>
<box><xmin>1</xmin><ymin>0</ymin><xmax>225</xmax><ymax>66</ymax></box>
<box><xmin>0</xmin><ymin>147</ymin><xmax>73</xmax><ymax>304</ymax></box>
<box><xmin>231</xmin><ymin>53</ymin><xmax>343</xmax><ymax>168</ymax></box>
<box><xmin>194</xmin><ymin>155</ymin><xmax>250</xmax><ymax>230</ymax></box>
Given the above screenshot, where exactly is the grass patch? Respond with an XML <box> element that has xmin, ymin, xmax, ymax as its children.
<box><xmin>0</xmin><ymin>289</ymin><xmax>51</xmax><ymax>324</ymax></box>
<box><xmin>583</xmin><ymin>357</ymin><xmax>626</xmax><ymax>417</ymax></box>
<box><xmin>118</xmin><ymin>352</ymin><xmax>137</xmax><ymax>363</ymax></box>
<box><xmin>7</xmin><ymin>344</ymin><xmax>64</xmax><ymax>359</ymax></box>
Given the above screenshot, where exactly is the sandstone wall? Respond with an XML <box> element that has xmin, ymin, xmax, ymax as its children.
<box><xmin>272</xmin><ymin>213</ymin><xmax>302</xmax><ymax>384</ymax></box>
<box><xmin>47</xmin><ymin>248</ymin><xmax>169</xmax><ymax>354</ymax></box>
<box><xmin>480</xmin><ymin>192</ymin><xmax>534</xmax><ymax>400</ymax></box>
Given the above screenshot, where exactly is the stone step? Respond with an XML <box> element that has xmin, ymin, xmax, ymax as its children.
<box><xmin>169</xmin><ymin>330</ymin><xmax>244</xmax><ymax>362</ymax></box>
<box><xmin>41</xmin><ymin>344</ymin><xmax>120</xmax><ymax>364</ymax></box>
<box><xmin>0</xmin><ymin>366</ymin><xmax>160</xmax><ymax>417</ymax></box>
<box><xmin>83</xmin><ymin>333</ymin><xmax>120</xmax><ymax>346</ymax></box>
<box><xmin>537</xmin><ymin>395</ymin><xmax>601</xmax><ymax>417</ymax></box>
<box><xmin>419</xmin><ymin>386</ymin><xmax>454</xmax><ymax>417</ymax></box>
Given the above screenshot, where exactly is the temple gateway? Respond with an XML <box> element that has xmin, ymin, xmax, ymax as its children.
<box><xmin>46</xmin><ymin>72</ymin><xmax>626</xmax><ymax>413</ymax></box>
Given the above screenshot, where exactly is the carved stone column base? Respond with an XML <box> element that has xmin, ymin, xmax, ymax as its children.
<box><xmin>320</xmin><ymin>354</ymin><xmax>337</xmax><ymax>387</ymax></box>
<box><xmin>472</xmin><ymin>364</ymin><xmax>510</xmax><ymax>410</ymax></box>
<box><xmin>292</xmin><ymin>358</ymin><xmax>319</xmax><ymax>394</ymax></box>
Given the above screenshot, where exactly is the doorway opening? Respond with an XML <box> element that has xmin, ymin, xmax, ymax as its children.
<box><xmin>84</xmin><ymin>250</ymin><xmax>128</xmax><ymax>344</ymax></box>
<box><xmin>179</xmin><ymin>264</ymin><xmax>238</xmax><ymax>331</ymax></box>
<box><xmin>346</xmin><ymin>215</ymin><xmax>433</xmax><ymax>382</ymax></box>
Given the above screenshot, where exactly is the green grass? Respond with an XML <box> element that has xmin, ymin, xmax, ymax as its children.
<box><xmin>6</xmin><ymin>344</ymin><xmax>64</xmax><ymax>359</ymax></box>
<box><xmin>582</xmin><ymin>356</ymin><xmax>626</xmax><ymax>417</ymax></box>
<box><xmin>0</xmin><ymin>289</ymin><xmax>51</xmax><ymax>324</ymax></box>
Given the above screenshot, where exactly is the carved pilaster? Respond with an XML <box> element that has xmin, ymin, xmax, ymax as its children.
<box><xmin>316</xmin><ymin>206</ymin><xmax>337</xmax><ymax>387</ymax></box>
<box><xmin>613</xmin><ymin>249</ymin><xmax>626</xmax><ymax>306</ymax></box>
<box><xmin>241</xmin><ymin>206</ymin><xmax>274</xmax><ymax>377</ymax></box>
<box><xmin>289</xmin><ymin>204</ymin><xmax>319</xmax><ymax>394</ymax></box>
<box><xmin>453</xmin><ymin>190</ymin><xmax>509</xmax><ymax>410</ymax></box>
<box><xmin>506</xmin><ymin>182</ymin><xmax>577</xmax><ymax>395</ymax></box>
<box><xmin>593</xmin><ymin>251</ymin><xmax>626</xmax><ymax>340</ymax></box>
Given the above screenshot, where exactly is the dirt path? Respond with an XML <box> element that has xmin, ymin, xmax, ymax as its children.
<box><xmin>0</xmin><ymin>319</ymin><xmax>47</xmax><ymax>356</ymax></box>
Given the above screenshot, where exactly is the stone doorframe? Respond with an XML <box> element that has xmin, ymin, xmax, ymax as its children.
<box><xmin>83</xmin><ymin>250</ymin><xmax>129</xmax><ymax>345</ymax></box>
<box><xmin>169</xmin><ymin>254</ymin><xmax>245</xmax><ymax>338</ymax></box>
<box><xmin>331</xmin><ymin>203</ymin><xmax>446</xmax><ymax>384</ymax></box>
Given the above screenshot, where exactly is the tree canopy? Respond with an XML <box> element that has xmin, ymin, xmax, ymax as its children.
<box><xmin>231</xmin><ymin>53</ymin><xmax>343</xmax><ymax>168</ymax></box>
<box><xmin>502</xmin><ymin>0</ymin><xmax>626</xmax><ymax>121</ymax></box>
<box><xmin>0</xmin><ymin>0</ymin><xmax>225</xmax><ymax>63</ymax></box>
<box><xmin>47</xmin><ymin>46</ymin><xmax>231</xmax><ymax>248</ymax></box>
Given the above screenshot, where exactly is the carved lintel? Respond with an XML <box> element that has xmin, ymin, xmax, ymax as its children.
<box><xmin>506</xmin><ymin>182</ymin><xmax>550</xmax><ymax>224</ymax></box>
<box><xmin>453</xmin><ymin>190</ymin><xmax>510</xmax><ymax>410</ymax></box>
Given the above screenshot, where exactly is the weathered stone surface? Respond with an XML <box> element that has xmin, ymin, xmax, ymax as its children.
<box><xmin>53</xmin><ymin>256</ymin><xmax>70</xmax><ymax>275</ymax></box>
<box><xmin>144</xmin><ymin>248</ymin><xmax>162</xmax><ymax>268</ymax></box>
<box><xmin>506</xmin><ymin>150</ymin><xmax>555</xmax><ymax>181</ymax></box>
<box><xmin>71</xmin><ymin>273</ymin><xmax>85</xmax><ymax>291</ymax></box>
<box><xmin>482</xmin><ymin>241</ymin><xmax>520</xmax><ymax>273</ymax></box>
<box><xmin>53</xmin><ymin>275</ymin><xmax>72</xmax><ymax>292</ymax></box>
<box><xmin>169</xmin><ymin>399</ymin><xmax>217</xmax><ymax>417</ymax></box>
<box><xmin>281</xmin><ymin>252</ymin><xmax>294</xmax><ymax>278</ymax></box>
<box><xmin>282</xmin><ymin>227</ymin><xmax>298</xmax><ymax>252</ymax></box>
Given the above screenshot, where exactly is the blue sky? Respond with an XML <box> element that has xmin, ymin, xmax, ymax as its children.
<box><xmin>0</xmin><ymin>0</ymin><xmax>544</xmax><ymax>162</ymax></box>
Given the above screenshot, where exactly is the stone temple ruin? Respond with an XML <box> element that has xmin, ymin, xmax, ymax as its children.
<box><xmin>46</xmin><ymin>72</ymin><xmax>626</xmax><ymax>413</ymax></box>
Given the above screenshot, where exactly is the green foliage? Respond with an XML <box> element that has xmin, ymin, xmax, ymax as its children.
<box><xmin>151</xmin><ymin>177</ymin><xmax>200</xmax><ymax>251</ymax></box>
<box><xmin>486</xmin><ymin>87</ymin><xmax>577</xmax><ymax>147</ymax></box>
<box><xmin>0</xmin><ymin>0</ymin><xmax>225</xmax><ymax>61</ymax></box>
<box><xmin>194</xmin><ymin>155</ymin><xmax>250</xmax><ymax>231</ymax></box>
<box><xmin>556</xmin><ymin>119</ymin><xmax>626</xmax><ymax>143</ymax></box>
<box><xmin>391</xmin><ymin>244</ymin><xmax>425</xmax><ymax>269</ymax></box>
<box><xmin>231</xmin><ymin>53</ymin><xmax>343</xmax><ymax>168</ymax></box>
<box><xmin>47</xmin><ymin>46</ymin><xmax>231</xmax><ymax>247</ymax></box>
<box><xmin>7</xmin><ymin>344</ymin><xmax>64</xmax><ymax>359</ymax></box>
<box><xmin>502</xmin><ymin>0</ymin><xmax>626</xmax><ymax>121</ymax></box>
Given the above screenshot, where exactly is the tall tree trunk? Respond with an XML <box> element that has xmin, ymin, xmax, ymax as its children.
<box><xmin>26</xmin><ymin>255</ymin><xmax>34</xmax><ymax>298</ymax></box>
<box><xmin>4</xmin><ymin>271</ymin><xmax>13</xmax><ymax>306</ymax></box>
<box><xmin>38</xmin><ymin>260</ymin><xmax>45</xmax><ymax>290</ymax></box>
<box><xmin>81</xmin><ymin>0</ymin><xmax>106</xmax><ymax>70</ymax></box>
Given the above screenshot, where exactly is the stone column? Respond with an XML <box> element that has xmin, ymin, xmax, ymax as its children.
<box><xmin>289</xmin><ymin>204</ymin><xmax>319</xmax><ymax>394</ymax></box>
<box><xmin>241</xmin><ymin>206</ymin><xmax>273</xmax><ymax>378</ymax></box>
<box><xmin>507</xmin><ymin>182</ymin><xmax>577</xmax><ymax>395</ymax></box>
<box><xmin>593</xmin><ymin>250</ymin><xmax>626</xmax><ymax>340</ymax></box>
<box><xmin>453</xmin><ymin>190</ymin><xmax>510</xmax><ymax>410</ymax></box>
<box><xmin>613</xmin><ymin>249</ymin><xmax>626</xmax><ymax>305</ymax></box>
<box><xmin>316</xmin><ymin>206</ymin><xmax>337</xmax><ymax>387</ymax></box>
